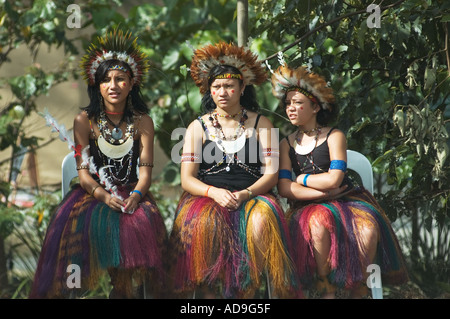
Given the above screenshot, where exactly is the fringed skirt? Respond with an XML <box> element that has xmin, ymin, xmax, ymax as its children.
<box><xmin>169</xmin><ymin>191</ymin><xmax>296</xmax><ymax>298</ymax></box>
<box><xmin>287</xmin><ymin>187</ymin><xmax>408</xmax><ymax>291</ymax></box>
<box><xmin>29</xmin><ymin>184</ymin><xmax>168</xmax><ymax>298</ymax></box>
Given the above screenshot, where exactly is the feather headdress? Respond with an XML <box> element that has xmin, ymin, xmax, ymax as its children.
<box><xmin>80</xmin><ymin>28</ymin><xmax>149</xmax><ymax>86</ymax></box>
<box><xmin>271</xmin><ymin>65</ymin><xmax>335</xmax><ymax>111</ymax></box>
<box><xmin>190</xmin><ymin>42</ymin><xmax>267</xmax><ymax>94</ymax></box>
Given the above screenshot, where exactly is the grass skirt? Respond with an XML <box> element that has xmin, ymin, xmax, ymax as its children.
<box><xmin>287</xmin><ymin>187</ymin><xmax>408</xmax><ymax>291</ymax></box>
<box><xmin>29</xmin><ymin>184</ymin><xmax>168</xmax><ymax>298</ymax></box>
<box><xmin>169</xmin><ymin>191</ymin><xmax>297</xmax><ymax>298</ymax></box>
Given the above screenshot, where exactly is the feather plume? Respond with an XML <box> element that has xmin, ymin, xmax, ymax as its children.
<box><xmin>190</xmin><ymin>42</ymin><xmax>267</xmax><ymax>94</ymax></box>
<box><xmin>40</xmin><ymin>108</ymin><xmax>75</xmax><ymax>151</ymax></box>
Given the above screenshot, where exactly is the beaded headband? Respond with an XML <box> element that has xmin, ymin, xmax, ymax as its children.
<box><xmin>212</xmin><ymin>73</ymin><xmax>243</xmax><ymax>80</ymax></box>
<box><xmin>271</xmin><ymin>65</ymin><xmax>335</xmax><ymax>111</ymax></box>
<box><xmin>80</xmin><ymin>29</ymin><xmax>149</xmax><ymax>86</ymax></box>
<box><xmin>108</xmin><ymin>64</ymin><xmax>132</xmax><ymax>77</ymax></box>
<box><xmin>286</xmin><ymin>87</ymin><xmax>319</xmax><ymax>104</ymax></box>
<box><xmin>190</xmin><ymin>42</ymin><xmax>267</xmax><ymax>94</ymax></box>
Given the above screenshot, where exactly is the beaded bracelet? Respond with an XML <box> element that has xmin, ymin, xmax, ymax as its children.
<box><xmin>76</xmin><ymin>165</ymin><xmax>89</xmax><ymax>170</ymax></box>
<box><xmin>245</xmin><ymin>188</ymin><xmax>253</xmax><ymax>199</ymax></box>
<box><xmin>138</xmin><ymin>162</ymin><xmax>154</xmax><ymax>167</ymax></box>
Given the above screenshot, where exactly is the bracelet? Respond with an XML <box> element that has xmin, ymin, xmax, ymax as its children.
<box><xmin>245</xmin><ymin>188</ymin><xmax>253</xmax><ymax>199</ymax></box>
<box><xmin>77</xmin><ymin>165</ymin><xmax>89</xmax><ymax>170</ymax></box>
<box><xmin>91</xmin><ymin>185</ymin><xmax>100</xmax><ymax>196</ymax></box>
<box><xmin>138</xmin><ymin>162</ymin><xmax>154</xmax><ymax>167</ymax></box>
<box><xmin>130</xmin><ymin>189</ymin><xmax>143</xmax><ymax>198</ymax></box>
<box><xmin>204</xmin><ymin>186</ymin><xmax>212</xmax><ymax>197</ymax></box>
<box><xmin>303</xmin><ymin>174</ymin><xmax>310</xmax><ymax>187</ymax></box>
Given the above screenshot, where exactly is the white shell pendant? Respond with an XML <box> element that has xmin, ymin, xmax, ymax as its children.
<box><xmin>216</xmin><ymin>133</ymin><xmax>246</xmax><ymax>154</ymax></box>
<box><xmin>111</xmin><ymin>127</ymin><xmax>123</xmax><ymax>140</ymax></box>
<box><xmin>294</xmin><ymin>140</ymin><xmax>316</xmax><ymax>155</ymax></box>
<box><xmin>97</xmin><ymin>135</ymin><xmax>133</xmax><ymax>159</ymax></box>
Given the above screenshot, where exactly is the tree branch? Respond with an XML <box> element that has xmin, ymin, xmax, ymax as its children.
<box><xmin>262</xmin><ymin>0</ymin><xmax>406</xmax><ymax>63</ymax></box>
<box><xmin>444</xmin><ymin>22</ymin><xmax>450</xmax><ymax>76</ymax></box>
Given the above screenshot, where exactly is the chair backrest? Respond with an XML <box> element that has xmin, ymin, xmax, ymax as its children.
<box><xmin>346</xmin><ymin>150</ymin><xmax>374</xmax><ymax>194</ymax></box>
<box><xmin>61</xmin><ymin>152</ymin><xmax>78</xmax><ymax>196</ymax></box>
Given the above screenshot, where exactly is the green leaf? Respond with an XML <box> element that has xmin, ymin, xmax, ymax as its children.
<box><xmin>424</xmin><ymin>66</ymin><xmax>436</xmax><ymax>91</ymax></box>
<box><xmin>441</xmin><ymin>14</ymin><xmax>450</xmax><ymax>22</ymax></box>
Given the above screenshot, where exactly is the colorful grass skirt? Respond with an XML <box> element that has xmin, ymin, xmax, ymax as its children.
<box><xmin>29</xmin><ymin>184</ymin><xmax>168</xmax><ymax>298</ymax></box>
<box><xmin>169</xmin><ymin>191</ymin><xmax>297</xmax><ymax>298</ymax></box>
<box><xmin>287</xmin><ymin>187</ymin><xmax>409</xmax><ymax>291</ymax></box>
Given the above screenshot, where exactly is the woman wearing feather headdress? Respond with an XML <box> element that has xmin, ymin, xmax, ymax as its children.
<box><xmin>29</xmin><ymin>29</ymin><xmax>167</xmax><ymax>299</ymax></box>
<box><xmin>168</xmin><ymin>42</ymin><xmax>296</xmax><ymax>298</ymax></box>
<box><xmin>271</xmin><ymin>64</ymin><xmax>408</xmax><ymax>298</ymax></box>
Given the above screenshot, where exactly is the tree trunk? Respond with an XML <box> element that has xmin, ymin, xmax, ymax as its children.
<box><xmin>237</xmin><ymin>0</ymin><xmax>248</xmax><ymax>47</ymax></box>
<box><xmin>0</xmin><ymin>237</ymin><xmax>9</xmax><ymax>295</ymax></box>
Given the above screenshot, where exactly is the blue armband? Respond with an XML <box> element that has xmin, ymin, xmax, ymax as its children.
<box><xmin>278</xmin><ymin>169</ymin><xmax>292</xmax><ymax>180</ymax></box>
<box><xmin>330</xmin><ymin>160</ymin><xmax>347</xmax><ymax>172</ymax></box>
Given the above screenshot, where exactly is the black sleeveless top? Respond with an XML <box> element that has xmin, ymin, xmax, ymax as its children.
<box><xmin>89</xmin><ymin>138</ymin><xmax>140</xmax><ymax>185</ymax></box>
<box><xmin>198</xmin><ymin>114</ymin><xmax>263</xmax><ymax>191</ymax></box>
<box><xmin>287</xmin><ymin>127</ymin><xmax>336</xmax><ymax>176</ymax></box>
<box><xmin>287</xmin><ymin>127</ymin><xmax>354</xmax><ymax>188</ymax></box>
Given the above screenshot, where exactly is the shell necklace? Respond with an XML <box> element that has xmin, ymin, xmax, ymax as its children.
<box><xmin>294</xmin><ymin>126</ymin><xmax>321</xmax><ymax>155</ymax></box>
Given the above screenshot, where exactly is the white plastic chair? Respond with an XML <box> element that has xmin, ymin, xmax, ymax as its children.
<box><xmin>61</xmin><ymin>152</ymin><xmax>78</xmax><ymax>196</ymax></box>
<box><xmin>346</xmin><ymin>150</ymin><xmax>383</xmax><ymax>299</ymax></box>
<box><xmin>346</xmin><ymin>150</ymin><xmax>374</xmax><ymax>194</ymax></box>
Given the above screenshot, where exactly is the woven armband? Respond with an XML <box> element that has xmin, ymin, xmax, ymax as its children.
<box><xmin>330</xmin><ymin>160</ymin><xmax>347</xmax><ymax>172</ymax></box>
<box><xmin>262</xmin><ymin>148</ymin><xmax>279</xmax><ymax>157</ymax></box>
<box><xmin>278</xmin><ymin>169</ymin><xmax>292</xmax><ymax>180</ymax></box>
<box><xmin>181</xmin><ymin>153</ymin><xmax>200</xmax><ymax>162</ymax></box>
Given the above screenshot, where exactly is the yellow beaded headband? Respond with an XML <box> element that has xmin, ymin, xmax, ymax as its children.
<box><xmin>212</xmin><ymin>73</ymin><xmax>243</xmax><ymax>80</ymax></box>
<box><xmin>286</xmin><ymin>87</ymin><xmax>319</xmax><ymax>104</ymax></box>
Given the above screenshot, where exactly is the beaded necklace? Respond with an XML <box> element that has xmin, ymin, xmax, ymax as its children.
<box><xmin>98</xmin><ymin>110</ymin><xmax>134</xmax><ymax>144</ymax></box>
<box><xmin>208</xmin><ymin>108</ymin><xmax>248</xmax><ymax>141</ymax></box>
<box><xmin>215</xmin><ymin>109</ymin><xmax>243</xmax><ymax>119</ymax></box>
<box><xmin>96</xmin><ymin>111</ymin><xmax>135</xmax><ymax>184</ymax></box>
<box><xmin>198</xmin><ymin>110</ymin><xmax>260</xmax><ymax>177</ymax></box>
<box><xmin>294</xmin><ymin>127</ymin><xmax>325</xmax><ymax>175</ymax></box>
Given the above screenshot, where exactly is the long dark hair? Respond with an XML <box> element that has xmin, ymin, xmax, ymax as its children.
<box><xmin>82</xmin><ymin>59</ymin><xmax>149</xmax><ymax>120</ymax></box>
<box><xmin>201</xmin><ymin>64</ymin><xmax>260</xmax><ymax>113</ymax></box>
